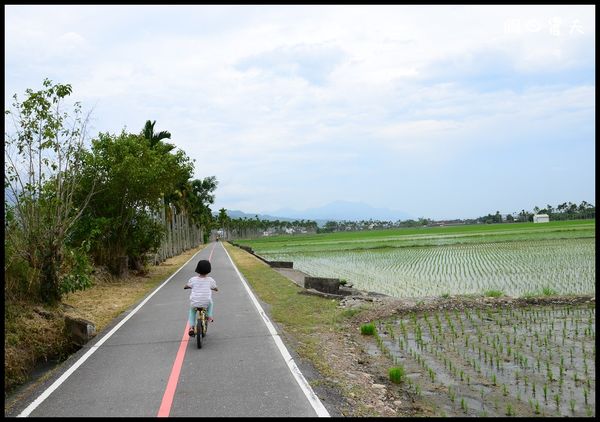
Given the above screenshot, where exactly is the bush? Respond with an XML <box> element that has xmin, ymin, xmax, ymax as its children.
<box><xmin>360</xmin><ymin>322</ymin><xmax>376</xmax><ymax>335</ymax></box>
<box><xmin>389</xmin><ymin>365</ymin><xmax>405</xmax><ymax>384</ymax></box>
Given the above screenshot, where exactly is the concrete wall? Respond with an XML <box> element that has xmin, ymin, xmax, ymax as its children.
<box><xmin>304</xmin><ymin>277</ymin><xmax>341</xmax><ymax>294</ymax></box>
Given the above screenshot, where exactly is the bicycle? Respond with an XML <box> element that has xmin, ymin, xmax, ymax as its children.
<box><xmin>193</xmin><ymin>306</ymin><xmax>208</xmax><ymax>349</ymax></box>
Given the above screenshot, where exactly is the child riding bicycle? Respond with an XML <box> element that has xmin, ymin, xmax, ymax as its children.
<box><xmin>184</xmin><ymin>259</ymin><xmax>218</xmax><ymax>337</ymax></box>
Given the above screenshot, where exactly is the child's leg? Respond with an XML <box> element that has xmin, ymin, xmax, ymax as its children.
<box><xmin>207</xmin><ymin>299</ymin><xmax>214</xmax><ymax>318</ymax></box>
<box><xmin>188</xmin><ymin>307</ymin><xmax>196</xmax><ymax>327</ymax></box>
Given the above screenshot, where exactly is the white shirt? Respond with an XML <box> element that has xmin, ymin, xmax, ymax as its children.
<box><xmin>186</xmin><ymin>275</ymin><xmax>217</xmax><ymax>308</ymax></box>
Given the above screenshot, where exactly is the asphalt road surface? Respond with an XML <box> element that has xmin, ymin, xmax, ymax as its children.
<box><xmin>11</xmin><ymin>242</ymin><xmax>329</xmax><ymax>417</ymax></box>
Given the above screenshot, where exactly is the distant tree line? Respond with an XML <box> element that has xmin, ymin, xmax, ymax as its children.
<box><xmin>317</xmin><ymin>218</ymin><xmax>433</xmax><ymax>233</ymax></box>
<box><xmin>215</xmin><ymin>211</ymin><xmax>318</xmax><ymax>239</ymax></box>
<box><xmin>310</xmin><ymin>201</ymin><xmax>595</xmax><ymax>233</ymax></box>
<box><xmin>5</xmin><ymin>79</ymin><xmax>218</xmax><ymax>305</ymax></box>
<box><xmin>475</xmin><ymin>201</ymin><xmax>595</xmax><ymax>224</ymax></box>
<box><xmin>217</xmin><ymin>200</ymin><xmax>596</xmax><ymax>238</ymax></box>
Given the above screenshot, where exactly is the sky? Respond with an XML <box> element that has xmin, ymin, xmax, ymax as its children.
<box><xmin>4</xmin><ymin>5</ymin><xmax>595</xmax><ymax>220</ymax></box>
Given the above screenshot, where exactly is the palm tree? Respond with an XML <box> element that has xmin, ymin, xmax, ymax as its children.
<box><xmin>218</xmin><ymin>208</ymin><xmax>229</xmax><ymax>240</ymax></box>
<box><xmin>143</xmin><ymin>120</ymin><xmax>175</xmax><ymax>152</ymax></box>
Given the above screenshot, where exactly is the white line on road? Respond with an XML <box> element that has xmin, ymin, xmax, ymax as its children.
<box><xmin>221</xmin><ymin>242</ymin><xmax>331</xmax><ymax>418</ymax></box>
<box><xmin>17</xmin><ymin>247</ymin><xmax>205</xmax><ymax>417</ymax></box>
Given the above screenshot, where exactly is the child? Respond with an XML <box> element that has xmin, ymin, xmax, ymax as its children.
<box><xmin>184</xmin><ymin>259</ymin><xmax>218</xmax><ymax>337</ymax></box>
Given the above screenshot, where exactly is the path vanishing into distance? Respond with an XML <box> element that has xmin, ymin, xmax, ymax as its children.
<box><xmin>10</xmin><ymin>242</ymin><xmax>330</xmax><ymax>417</ymax></box>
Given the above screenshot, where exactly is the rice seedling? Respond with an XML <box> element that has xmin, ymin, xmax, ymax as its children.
<box><xmin>448</xmin><ymin>387</ymin><xmax>456</xmax><ymax>403</ymax></box>
<box><xmin>505</xmin><ymin>403</ymin><xmax>514</xmax><ymax>416</ymax></box>
<box><xmin>569</xmin><ymin>398</ymin><xmax>576</xmax><ymax>414</ymax></box>
<box><xmin>543</xmin><ymin>383</ymin><xmax>548</xmax><ymax>403</ymax></box>
<box><xmin>366</xmin><ymin>302</ymin><xmax>595</xmax><ymax>417</ymax></box>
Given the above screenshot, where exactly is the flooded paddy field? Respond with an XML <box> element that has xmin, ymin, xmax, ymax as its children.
<box><xmin>371</xmin><ymin>302</ymin><xmax>595</xmax><ymax>417</ymax></box>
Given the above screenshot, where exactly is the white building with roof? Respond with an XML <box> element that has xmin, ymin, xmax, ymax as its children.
<box><xmin>533</xmin><ymin>214</ymin><xmax>550</xmax><ymax>223</ymax></box>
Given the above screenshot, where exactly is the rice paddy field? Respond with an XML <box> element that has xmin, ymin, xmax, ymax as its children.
<box><xmin>372</xmin><ymin>302</ymin><xmax>595</xmax><ymax>416</ymax></box>
<box><xmin>237</xmin><ymin>220</ymin><xmax>595</xmax><ymax>416</ymax></box>
<box><xmin>239</xmin><ymin>220</ymin><xmax>596</xmax><ymax>417</ymax></box>
<box><xmin>239</xmin><ymin>220</ymin><xmax>595</xmax><ymax>298</ymax></box>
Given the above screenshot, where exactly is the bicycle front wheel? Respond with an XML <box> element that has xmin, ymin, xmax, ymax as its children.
<box><xmin>202</xmin><ymin>314</ymin><xmax>207</xmax><ymax>338</ymax></box>
<box><xmin>196</xmin><ymin>315</ymin><xmax>203</xmax><ymax>349</ymax></box>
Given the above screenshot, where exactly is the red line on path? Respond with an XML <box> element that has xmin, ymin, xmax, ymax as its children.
<box><xmin>157</xmin><ymin>323</ymin><xmax>191</xmax><ymax>417</ymax></box>
<box><xmin>157</xmin><ymin>242</ymin><xmax>217</xmax><ymax>417</ymax></box>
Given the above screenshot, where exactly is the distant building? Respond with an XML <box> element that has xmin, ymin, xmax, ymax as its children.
<box><xmin>533</xmin><ymin>214</ymin><xmax>550</xmax><ymax>223</ymax></box>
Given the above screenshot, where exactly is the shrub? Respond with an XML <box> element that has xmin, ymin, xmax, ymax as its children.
<box><xmin>389</xmin><ymin>365</ymin><xmax>405</xmax><ymax>384</ymax></box>
<box><xmin>360</xmin><ymin>322</ymin><xmax>376</xmax><ymax>335</ymax></box>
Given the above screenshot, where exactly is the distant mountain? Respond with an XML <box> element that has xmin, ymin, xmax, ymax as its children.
<box><xmin>270</xmin><ymin>200</ymin><xmax>413</xmax><ymax>222</ymax></box>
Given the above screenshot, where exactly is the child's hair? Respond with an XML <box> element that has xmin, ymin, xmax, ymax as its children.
<box><xmin>195</xmin><ymin>259</ymin><xmax>211</xmax><ymax>275</ymax></box>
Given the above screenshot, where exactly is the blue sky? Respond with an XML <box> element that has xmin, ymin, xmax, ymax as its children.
<box><xmin>4</xmin><ymin>5</ymin><xmax>595</xmax><ymax>220</ymax></box>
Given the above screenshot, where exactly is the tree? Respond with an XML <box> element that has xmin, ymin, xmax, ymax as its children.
<box><xmin>518</xmin><ymin>209</ymin><xmax>529</xmax><ymax>222</ymax></box>
<box><xmin>217</xmin><ymin>208</ymin><xmax>229</xmax><ymax>239</ymax></box>
<box><xmin>143</xmin><ymin>119</ymin><xmax>175</xmax><ymax>152</ymax></box>
<box><xmin>5</xmin><ymin>79</ymin><xmax>96</xmax><ymax>303</ymax></box>
<box><xmin>71</xmin><ymin>129</ymin><xmax>194</xmax><ymax>274</ymax></box>
<box><xmin>494</xmin><ymin>211</ymin><xmax>502</xmax><ymax>223</ymax></box>
<box><xmin>188</xmin><ymin>177</ymin><xmax>218</xmax><ymax>243</ymax></box>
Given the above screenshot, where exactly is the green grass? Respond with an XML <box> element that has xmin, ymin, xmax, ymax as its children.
<box><xmin>485</xmin><ymin>290</ymin><xmax>504</xmax><ymax>298</ymax></box>
<box><xmin>360</xmin><ymin>322</ymin><xmax>376</xmax><ymax>335</ymax></box>
<box><xmin>389</xmin><ymin>365</ymin><xmax>406</xmax><ymax>384</ymax></box>
<box><xmin>522</xmin><ymin>287</ymin><xmax>560</xmax><ymax>298</ymax></box>
<box><xmin>542</xmin><ymin>287</ymin><xmax>558</xmax><ymax>296</ymax></box>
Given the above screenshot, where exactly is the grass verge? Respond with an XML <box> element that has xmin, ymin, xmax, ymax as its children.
<box><xmin>223</xmin><ymin>242</ymin><xmax>347</xmax><ymax>379</ymax></box>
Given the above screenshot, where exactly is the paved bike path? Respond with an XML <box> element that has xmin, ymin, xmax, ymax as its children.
<box><xmin>13</xmin><ymin>242</ymin><xmax>326</xmax><ymax>417</ymax></box>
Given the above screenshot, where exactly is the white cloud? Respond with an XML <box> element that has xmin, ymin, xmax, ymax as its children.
<box><xmin>5</xmin><ymin>5</ymin><xmax>595</xmax><ymax>218</ymax></box>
